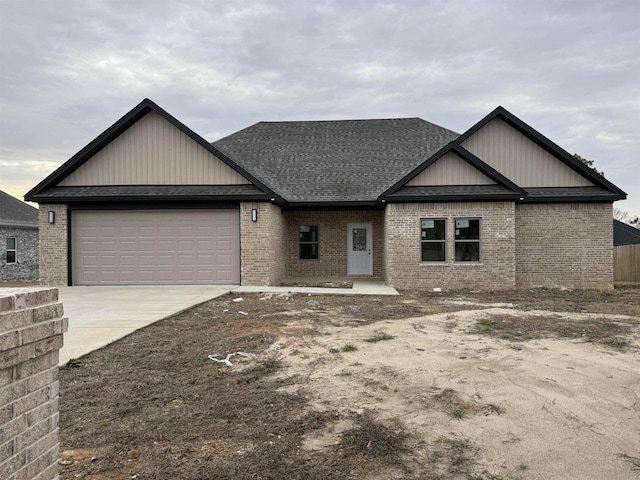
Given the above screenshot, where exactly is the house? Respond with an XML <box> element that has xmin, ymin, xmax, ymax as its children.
<box><xmin>25</xmin><ymin>99</ymin><xmax>626</xmax><ymax>289</ymax></box>
<box><xmin>613</xmin><ymin>219</ymin><xmax>640</xmax><ymax>246</ymax></box>
<box><xmin>0</xmin><ymin>190</ymin><xmax>39</xmax><ymax>282</ymax></box>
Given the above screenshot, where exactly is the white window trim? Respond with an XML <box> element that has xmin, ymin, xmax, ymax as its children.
<box><xmin>6</xmin><ymin>237</ymin><xmax>17</xmax><ymax>264</ymax></box>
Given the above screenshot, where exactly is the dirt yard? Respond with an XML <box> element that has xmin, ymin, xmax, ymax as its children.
<box><xmin>58</xmin><ymin>287</ymin><xmax>640</xmax><ymax>479</ymax></box>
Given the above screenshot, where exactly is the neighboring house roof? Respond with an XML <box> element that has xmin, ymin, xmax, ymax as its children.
<box><xmin>25</xmin><ymin>99</ymin><xmax>627</xmax><ymax>206</ymax></box>
<box><xmin>213</xmin><ymin>117</ymin><xmax>460</xmax><ymax>204</ymax></box>
<box><xmin>0</xmin><ymin>190</ymin><xmax>38</xmax><ymax>228</ymax></box>
<box><xmin>614</xmin><ymin>219</ymin><xmax>640</xmax><ymax>246</ymax></box>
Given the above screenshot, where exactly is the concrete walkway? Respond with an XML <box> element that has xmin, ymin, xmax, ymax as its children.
<box><xmin>58</xmin><ymin>285</ymin><xmax>234</xmax><ymax>365</ymax></box>
<box><xmin>233</xmin><ymin>279</ymin><xmax>399</xmax><ymax>296</ymax></box>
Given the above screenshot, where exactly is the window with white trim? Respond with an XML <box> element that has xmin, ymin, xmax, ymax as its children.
<box><xmin>454</xmin><ymin>219</ymin><xmax>480</xmax><ymax>262</ymax></box>
<box><xmin>6</xmin><ymin>237</ymin><xmax>17</xmax><ymax>264</ymax></box>
<box><xmin>299</xmin><ymin>225</ymin><xmax>319</xmax><ymax>259</ymax></box>
<box><xmin>421</xmin><ymin>219</ymin><xmax>446</xmax><ymax>262</ymax></box>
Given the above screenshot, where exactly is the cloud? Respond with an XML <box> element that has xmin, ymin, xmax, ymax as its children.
<box><xmin>0</xmin><ymin>0</ymin><xmax>638</xmax><ymax>214</ymax></box>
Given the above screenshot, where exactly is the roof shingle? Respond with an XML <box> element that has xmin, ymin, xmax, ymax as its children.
<box><xmin>0</xmin><ymin>190</ymin><xmax>38</xmax><ymax>227</ymax></box>
<box><xmin>213</xmin><ymin>118</ymin><xmax>459</xmax><ymax>203</ymax></box>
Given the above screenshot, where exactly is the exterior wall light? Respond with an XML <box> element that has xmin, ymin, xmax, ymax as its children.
<box><xmin>251</xmin><ymin>209</ymin><xmax>258</xmax><ymax>222</ymax></box>
<box><xmin>48</xmin><ymin>211</ymin><xmax>55</xmax><ymax>224</ymax></box>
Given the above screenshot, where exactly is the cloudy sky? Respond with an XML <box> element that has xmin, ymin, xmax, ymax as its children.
<box><xmin>1</xmin><ymin>0</ymin><xmax>638</xmax><ymax>216</ymax></box>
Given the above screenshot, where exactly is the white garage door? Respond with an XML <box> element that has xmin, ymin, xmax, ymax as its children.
<box><xmin>72</xmin><ymin>210</ymin><xmax>240</xmax><ymax>285</ymax></box>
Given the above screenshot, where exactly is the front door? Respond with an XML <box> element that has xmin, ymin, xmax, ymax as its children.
<box><xmin>347</xmin><ymin>223</ymin><xmax>373</xmax><ymax>275</ymax></box>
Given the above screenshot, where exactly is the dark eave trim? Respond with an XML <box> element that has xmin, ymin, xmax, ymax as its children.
<box><xmin>384</xmin><ymin>193</ymin><xmax>521</xmax><ymax>203</ymax></box>
<box><xmin>284</xmin><ymin>200</ymin><xmax>381</xmax><ymax>208</ymax></box>
<box><xmin>31</xmin><ymin>194</ymin><xmax>273</xmax><ymax>204</ymax></box>
<box><xmin>380</xmin><ymin>141</ymin><xmax>526</xmax><ymax>200</ymax></box>
<box><xmin>454</xmin><ymin>106</ymin><xmax>627</xmax><ymax>199</ymax></box>
<box><xmin>518</xmin><ymin>195</ymin><xmax>619</xmax><ymax>203</ymax></box>
<box><xmin>24</xmin><ymin>98</ymin><xmax>286</xmax><ymax>204</ymax></box>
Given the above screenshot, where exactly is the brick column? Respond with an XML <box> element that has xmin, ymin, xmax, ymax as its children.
<box><xmin>0</xmin><ymin>287</ymin><xmax>68</xmax><ymax>480</ymax></box>
<box><xmin>38</xmin><ymin>206</ymin><xmax>68</xmax><ymax>286</ymax></box>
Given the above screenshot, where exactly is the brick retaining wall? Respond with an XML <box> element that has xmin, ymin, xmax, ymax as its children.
<box><xmin>0</xmin><ymin>287</ymin><xmax>68</xmax><ymax>480</ymax></box>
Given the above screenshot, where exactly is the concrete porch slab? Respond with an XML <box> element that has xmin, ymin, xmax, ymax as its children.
<box><xmin>232</xmin><ymin>279</ymin><xmax>399</xmax><ymax>296</ymax></box>
<box><xmin>58</xmin><ymin>285</ymin><xmax>235</xmax><ymax>366</ymax></box>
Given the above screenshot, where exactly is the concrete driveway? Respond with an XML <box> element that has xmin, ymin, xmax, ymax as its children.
<box><xmin>58</xmin><ymin>285</ymin><xmax>234</xmax><ymax>365</ymax></box>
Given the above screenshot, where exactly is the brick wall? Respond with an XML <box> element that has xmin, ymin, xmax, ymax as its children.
<box><xmin>0</xmin><ymin>287</ymin><xmax>68</xmax><ymax>480</ymax></box>
<box><xmin>515</xmin><ymin>203</ymin><xmax>613</xmax><ymax>288</ymax></box>
<box><xmin>240</xmin><ymin>202</ymin><xmax>287</xmax><ymax>285</ymax></box>
<box><xmin>385</xmin><ymin>202</ymin><xmax>516</xmax><ymax>290</ymax></box>
<box><xmin>0</xmin><ymin>227</ymin><xmax>38</xmax><ymax>282</ymax></box>
<box><xmin>285</xmin><ymin>210</ymin><xmax>385</xmax><ymax>279</ymax></box>
<box><xmin>38</xmin><ymin>206</ymin><xmax>68</xmax><ymax>286</ymax></box>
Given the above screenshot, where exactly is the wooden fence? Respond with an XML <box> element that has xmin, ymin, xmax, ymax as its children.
<box><xmin>614</xmin><ymin>244</ymin><xmax>640</xmax><ymax>282</ymax></box>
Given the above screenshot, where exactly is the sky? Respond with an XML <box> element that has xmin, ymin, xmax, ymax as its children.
<box><xmin>1</xmin><ymin>0</ymin><xmax>638</xmax><ymax>216</ymax></box>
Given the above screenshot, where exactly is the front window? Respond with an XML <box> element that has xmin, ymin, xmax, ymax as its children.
<box><xmin>454</xmin><ymin>219</ymin><xmax>480</xmax><ymax>262</ymax></box>
<box><xmin>6</xmin><ymin>238</ymin><xmax>16</xmax><ymax>263</ymax></box>
<box><xmin>299</xmin><ymin>225</ymin><xmax>319</xmax><ymax>259</ymax></box>
<box><xmin>421</xmin><ymin>219</ymin><xmax>446</xmax><ymax>262</ymax></box>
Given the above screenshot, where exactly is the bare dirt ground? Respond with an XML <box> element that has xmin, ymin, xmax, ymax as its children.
<box><xmin>58</xmin><ymin>287</ymin><xmax>640</xmax><ymax>479</ymax></box>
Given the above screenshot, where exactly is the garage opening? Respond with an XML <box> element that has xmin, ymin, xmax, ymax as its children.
<box><xmin>71</xmin><ymin>210</ymin><xmax>240</xmax><ymax>285</ymax></box>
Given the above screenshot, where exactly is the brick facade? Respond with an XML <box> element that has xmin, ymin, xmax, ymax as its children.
<box><xmin>385</xmin><ymin>202</ymin><xmax>516</xmax><ymax>290</ymax></box>
<box><xmin>0</xmin><ymin>227</ymin><xmax>38</xmax><ymax>282</ymax></box>
<box><xmin>33</xmin><ymin>201</ymin><xmax>614</xmax><ymax>290</ymax></box>
<box><xmin>0</xmin><ymin>287</ymin><xmax>68</xmax><ymax>480</ymax></box>
<box><xmin>285</xmin><ymin>210</ymin><xmax>384</xmax><ymax>279</ymax></box>
<box><xmin>515</xmin><ymin>203</ymin><xmax>613</xmax><ymax>288</ymax></box>
<box><xmin>38</xmin><ymin>206</ymin><xmax>68</xmax><ymax>287</ymax></box>
<box><xmin>240</xmin><ymin>202</ymin><xmax>287</xmax><ymax>285</ymax></box>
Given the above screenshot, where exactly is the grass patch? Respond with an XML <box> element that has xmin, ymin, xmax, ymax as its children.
<box><xmin>470</xmin><ymin>313</ymin><xmax>638</xmax><ymax>350</ymax></box>
<box><xmin>329</xmin><ymin>348</ymin><xmax>340</xmax><ymax>354</ymax></box>
<box><xmin>476</xmin><ymin>318</ymin><xmax>492</xmax><ymax>332</ymax></box>
<box><xmin>450</xmin><ymin>408</ymin><xmax>466</xmax><ymax>419</ymax></box>
<box><xmin>341</xmin><ymin>344</ymin><xmax>358</xmax><ymax>352</ymax></box>
<box><xmin>380</xmin><ymin>384</ymin><xmax>389</xmax><ymax>391</ymax></box>
<box><xmin>364</xmin><ymin>332</ymin><xmax>396</xmax><ymax>343</ymax></box>
<box><xmin>65</xmin><ymin>358</ymin><xmax>83</xmax><ymax>369</ymax></box>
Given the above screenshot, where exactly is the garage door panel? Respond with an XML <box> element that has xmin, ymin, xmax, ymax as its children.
<box><xmin>72</xmin><ymin>209</ymin><xmax>239</xmax><ymax>285</ymax></box>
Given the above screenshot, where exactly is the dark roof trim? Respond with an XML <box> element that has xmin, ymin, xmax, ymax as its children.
<box><xmin>455</xmin><ymin>106</ymin><xmax>627</xmax><ymax>199</ymax></box>
<box><xmin>24</xmin><ymin>98</ymin><xmax>285</xmax><ymax>204</ymax></box>
<box><xmin>380</xmin><ymin>142</ymin><xmax>526</xmax><ymax>200</ymax></box>
<box><xmin>285</xmin><ymin>201</ymin><xmax>381</xmax><ymax>208</ymax></box>
<box><xmin>518</xmin><ymin>195</ymin><xmax>620</xmax><ymax>203</ymax></box>
<box><xmin>384</xmin><ymin>193</ymin><xmax>521</xmax><ymax>203</ymax></box>
<box><xmin>34</xmin><ymin>194</ymin><xmax>273</xmax><ymax>204</ymax></box>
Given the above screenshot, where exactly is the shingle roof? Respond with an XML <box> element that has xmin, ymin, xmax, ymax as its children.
<box><xmin>614</xmin><ymin>219</ymin><xmax>640</xmax><ymax>246</ymax></box>
<box><xmin>0</xmin><ymin>190</ymin><xmax>38</xmax><ymax>227</ymax></box>
<box><xmin>524</xmin><ymin>186</ymin><xmax>620</xmax><ymax>201</ymax></box>
<box><xmin>213</xmin><ymin>118</ymin><xmax>460</xmax><ymax>203</ymax></box>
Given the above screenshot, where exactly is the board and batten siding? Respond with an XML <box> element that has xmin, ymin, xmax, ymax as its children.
<box><xmin>59</xmin><ymin>111</ymin><xmax>251</xmax><ymax>186</ymax></box>
<box><xmin>461</xmin><ymin>118</ymin><xmax>593</xmax><ymax>188</ymax></box>
<box><xmin>407</xmin><ymin>151</ymin><xmax>496</xmax><ymax>186</ymax></box>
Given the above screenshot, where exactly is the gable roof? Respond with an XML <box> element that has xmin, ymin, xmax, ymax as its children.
<box><xmin>25</xmin><ymin>99</ymin><xmax>282</xmax><ymax>203</ymax></box>
<box><xmin>213</xmin><ymin>118</ymin><xmax>460</xmax><ymax>204</ymax></box>
<box><xmin>0</xmin><ymin>190</ymin><xmax>38</xmax><ymax>228</ymax></box>
<box><xmin>455</xmin><ymin>106</ymin><xmax>626</xmax><ymax>199</ymax></box>
<box><xmin>24</xmin><ymin>100</ymin><xmax>626</xmax><ymax>206</ymax></box>
<box><xmin>614</xmin><ymin>219</ymin><xmax>640</xmax><ymax>246</ymax></box>
<box><xmin>380</xmin><ymin>142</ymin><xmax>526</xmax><ymax>201</ymax></box>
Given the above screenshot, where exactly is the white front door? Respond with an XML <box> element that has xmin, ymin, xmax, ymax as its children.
<box><xmin>347</xmin><ymin>223</ymin><xmax>373</xmax><ymax>275</ymax></box>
